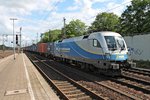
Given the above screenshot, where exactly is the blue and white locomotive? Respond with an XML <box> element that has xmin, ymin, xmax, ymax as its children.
<box><xmin>25</xmin><ymin>31</ymin><xmax>135</xmax><ymax>76</ymax></box>
<box><xmin>51</xmin><ymin>31</ymin><xmax>135</xmax><ymax>76</ymax></box>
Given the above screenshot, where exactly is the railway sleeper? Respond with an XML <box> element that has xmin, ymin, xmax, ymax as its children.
<box><xmin>57</xmin><ymin>85</ymin><xmax>74</xmax><ymax>89</ymax></box>
<box><xmin>76</xmin><ymin>96</ymin><xmax>92</xmax><ymax>100</ymax></box>
<box><xmin>53</xmin><ymin>80</ymin><xmax>68</xmax><ymax>84</ymax></box>
<box><xmin>67</xmin><ymin>92</ymin><xmax>86</xmax><ymax>99</ymax></box>
<box><xmin>70</xmin><ymin>96</ymin><xmax>92</xmax><ymax>100</ymax></box>
<box><xmin>60</xmin><ymin>87</ymin><xmax>77</xmax><ymax>91</ymax></box>
<box><xmin>55</xmin><ymin>82</ymin><xmax>71</xmax><ymax>86</ymax></box>
<box><xmin>63</xmin><ymin>90</ymin><xmax>81</xmax><ymax>94</ymax></box>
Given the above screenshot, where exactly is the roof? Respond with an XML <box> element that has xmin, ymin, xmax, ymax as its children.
<box><xmin>58</xmin><ymin>31</ymin><xmax>121</xmax><ymax>43</ymax></box>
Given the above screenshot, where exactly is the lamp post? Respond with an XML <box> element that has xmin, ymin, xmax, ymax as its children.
<box><xmin>10</xmin><ymin>18</ymin><xmax>17</xmax><ymax>60</ymax></box>
<box><xmin>63</xmin><ymin>17</ymin><xmax>66</xmax><ymax>39</ymax></box>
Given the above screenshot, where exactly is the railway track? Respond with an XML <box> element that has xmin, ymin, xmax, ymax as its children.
<box><xmin>110</xmin><ymin>76</ymin><xmax>150</xmax><ymax>94</ymax></box>
<box><xmin>123</xmin><ymin>67</ymin><xmax>150</xmax><ymax>77</ymax></box>
<box><xmin>122</xmin><ymin>70</ymin><xmax>150</xmax><ymax>84</ymax></box>
<box><xmin>50</xmin><ymin>56</ymin><xmax>150</xmax><ymax>96</ymax></box>
<box><xmin>26</xmin><ymin>52</ymin><xmax>150</xmax><ymax>99</ymax></box>
<box><xmin>132</xmin><ymin>67</ymin><xmax>150</xmax><ymax>73</ymax></box>
<box><xmin>26</xmin><ymin>53</ymin><xmax>105</xmax><ymax>100</ymax></box>
<box><xmin>122</xmin><ymin>67</ymin><xmax>150</xmax><ymax>90</ymax></box>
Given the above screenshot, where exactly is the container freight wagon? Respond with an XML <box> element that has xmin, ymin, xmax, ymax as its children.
<box><xmin>37</xmin><ymin>43</ymin><xmax>48</xmax><ymax>55</ymax></box>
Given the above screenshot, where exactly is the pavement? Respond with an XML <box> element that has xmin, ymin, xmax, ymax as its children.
<box><xmin>0</xmin><ymin>53</ymin><xmax>59</xmax><ymax>100</ymax></box>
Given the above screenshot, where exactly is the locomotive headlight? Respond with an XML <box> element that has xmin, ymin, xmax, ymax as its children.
<box><xmin>105</xmin><ymin>53</ymin><xmax>111</xmax><ymax>59</ymax></box>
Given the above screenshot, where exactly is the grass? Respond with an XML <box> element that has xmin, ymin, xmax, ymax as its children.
<box><xmin>134</xmin><ymin>60</ymin><xmax>150</xmax><ymax>69</ymax></box>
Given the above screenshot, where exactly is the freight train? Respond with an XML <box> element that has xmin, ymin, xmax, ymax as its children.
<box><xmin>24</xmin><ymin>31</ymin><xmax>136</xmax><ymax>76</ymax></box>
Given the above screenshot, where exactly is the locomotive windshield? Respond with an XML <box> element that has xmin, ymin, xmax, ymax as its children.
<box><xmin>105</xmin><ymin>36</ymin><xmax>125</xmax><ymax>51</ymax></box>
<box><xmin>105</xmin><ymin>36</ymin><xmax>117</xmax><ymax>51</ymax></box>
<box><xmin>116</xmin><ymin>36</ymin><xmax>125</xmax><ymax>50</ymax></box>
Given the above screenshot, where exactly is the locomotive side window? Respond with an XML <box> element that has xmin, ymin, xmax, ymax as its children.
<box><xmin>93</xmin><ymin>39</ymin><xmax>101</xmax><ymax>48</ymax></box>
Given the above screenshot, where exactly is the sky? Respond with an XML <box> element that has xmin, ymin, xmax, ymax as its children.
<box><xmin>0</xmin><ymin>0</ymin><xmax>132</xmax><ymax>47</ymax></box>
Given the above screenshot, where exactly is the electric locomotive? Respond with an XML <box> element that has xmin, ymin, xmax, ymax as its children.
<box><xmin>53</xmin><ymin>31</ymin><xmax>135</xmax><ymax>76</ymax></box>
<box><xmin>25</xmin><ymin>31</ymin><xmax>136</xmax><ymax>76</ymax></box>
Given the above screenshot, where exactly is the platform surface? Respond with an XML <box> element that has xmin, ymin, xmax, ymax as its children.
<box><xmin>0</xmin><ymin>53</ymin><xmax>59</xmax><ymax>100</ymax></box>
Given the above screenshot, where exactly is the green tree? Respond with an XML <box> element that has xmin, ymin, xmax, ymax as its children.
<box><xmin>90</xmin><ymin>12</ymin><xmax>119</xmax><ymax>32</ymax></box>
<box><xmin>120</xmin><ymin>0</ymin><xmax>150</xmax><ymax>35</ymax></box>
<box><xmin>65</xmin><ymin>19</ymin><xmax>87</xmax><ymax>38</ymax></box>
<box><xmin>41</xmin><ymin>29</ymin><xmax>61</xmax><ymax>42</ymax></box>
<box><xmin>49</xmin><ymin>29</ymin><xmax>61</xmax><ymax>42</ymax></box>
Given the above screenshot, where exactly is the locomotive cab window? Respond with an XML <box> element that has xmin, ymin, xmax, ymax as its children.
<box><xmin>104</xmin><ymin>36</ymin><xmax>117</xmax><ymax>51</ymax></box>
<box><xmin>93</xmin><ymin>39</ymin><xmax>101</xmax><ymax>48</ymax></box>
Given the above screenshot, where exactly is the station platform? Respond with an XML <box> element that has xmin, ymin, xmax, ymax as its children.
<box><xmin>0</xmin><ymin>53</ymin><xmax>59</xmax><ymax>100</ymax></box>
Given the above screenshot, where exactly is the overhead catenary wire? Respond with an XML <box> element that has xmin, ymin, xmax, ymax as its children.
<box><xmin>85</xmin><ymin>1</ymin><xmax>131</xmax><ymax>20</ymax></box>
<box><xmin>41</xmin><ymin>1</ymin><xmax>61</xmax><ymax>20</ymax></box>
<box><xmin>38</xmin><ymin>1</ymin><xmax>132</xmax><ymax>37</ymax></box>
<box><xmin>47</xmin><ymin>1</ymin><xmax>131</xmax><ymax>30</ymax></box>
<box><xmin>37</xmin><ymin>0</ymin><xmax>62</xmax><ymax>34</ymax></box>
<box><xmin>19</xmin><ymin>2</ymin><xmax>58</xmax><ymax>45</ymax></box>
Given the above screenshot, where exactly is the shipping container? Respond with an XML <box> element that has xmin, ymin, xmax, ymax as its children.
<box><xmin>37</xmin><ymin>43</ymin><xmax>48</xmax><ymax>53</ymax></box>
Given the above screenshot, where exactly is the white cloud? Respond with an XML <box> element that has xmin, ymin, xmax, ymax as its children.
<box><xmin>0</xmin><ymin>0</ymin><xmax>64</xmax><ymax>46</ymax></box>
<box><xmin>105</xmin><ymin>0</ymin><xmax>131</xmax><ymax>16</ymax></box>
<box><xmin>106</xmin><ymin>2</ymin><xmax>125</xmax><ymax>16</ymax></box>
<box><xmin>0</xmin><ymin>0</ymin><xmax>132</xmax><ymax>46</ymax></box>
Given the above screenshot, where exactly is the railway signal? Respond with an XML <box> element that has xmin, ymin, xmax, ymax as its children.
<box><xmin>16</xmin><ymin>34</ymin><xmax>18</xmax><ymax>44</ymax></box>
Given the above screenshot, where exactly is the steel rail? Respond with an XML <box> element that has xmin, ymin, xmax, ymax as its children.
<box><xmin>27</xmin><ymin>53</ymin><xmax>105</xmax><ymax>100</ymax></box>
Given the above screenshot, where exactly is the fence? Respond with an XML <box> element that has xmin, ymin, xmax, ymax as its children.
<box><xmin>124</xmin><ymin>34</ymin><xmax>150</xmax><ymax>61</ymax></box>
